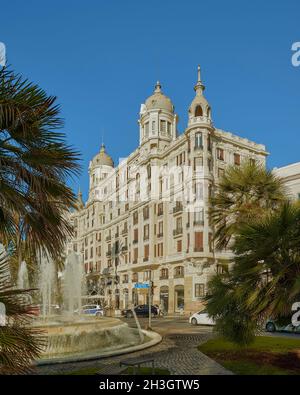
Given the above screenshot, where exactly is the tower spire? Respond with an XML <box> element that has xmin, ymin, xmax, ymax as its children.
<box><xmin>154</xmin><ymin>81</ymin><xmax>162</xmax><ymax>93</ymax></box>
<box><xmin>194</xmin><ymin>64</ymin><xmax>205</xmax><ymax>95</ymax></box>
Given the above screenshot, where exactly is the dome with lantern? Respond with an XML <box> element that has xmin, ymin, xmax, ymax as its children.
<box><xmin>91</xmin><ymin>144</ymin><xmax>114</xmax><ymax>168</ymax></box>
<box><xmin>144</xmin><ymin>81</ymin><xmax>174</xmax><ymax>113</ymax></box>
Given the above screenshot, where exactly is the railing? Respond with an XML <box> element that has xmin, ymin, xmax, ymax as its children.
<box><xmin>106</xmin><ymin>235</ymin><xmax>111</xmax><ymax>242</ymax></box>
<box><xmin>174</xmin><ymin>272</ymin><xmax>184</xmax><ymax>278</ymax></box>
<box><xmin>122</xmin><ymin>228</ymin><xmax>128</xmax><ymax>235</ymax></box>
<box><xmin>143</xmin><ymin>257</ymin><xmax>149</xmax><ymax>262</ymax></box>
<box><xmin>173</xmin><ymin>203</ymin><xmax>183</xmax><ymax>214</ymax></box>
<box><xmin>157</xmin><ymin>233</ymin><xmax>163</xmax><ymax>238</ymax></box>
<box><xmin>173</xmin><ymin>228</ymin><xmax>183</xmax><ymax>236</ymax></box>
<box><xmin>194</xmin><ymin>247</ymin><xmax>204</xmax><ymax>252</ymax></box>
<box><xmin>188</xmin><ymin>116</ymin><xmax>212</xmax><ymax>126</ymax></box>
<box><xmin>193</xmin><ymin>220</ymin><xmax>204</xmax><ymax>226</ymax></box>
<box><xmin>121</xmin><ymin>245</ymin><xmax>128</xmax><ymax>252</ymax></box>
<box><xmin>194</xmin><ymin>145</ymin><xmax>203</xmax><ymax>151</ymax></box>
<box><xmin>106</xmin><ymin>251</ymin><xmax>112</xmax><ymax>257</ymax></box>
<box><xmin>132</xmin><ymin>239</ymin><xmax>138</xmax><ymax>245</ymax></box>
<box><xmin>159</xmin><ymin>275</ymin><xmax>169</xmax><ymax>280</ymax></box>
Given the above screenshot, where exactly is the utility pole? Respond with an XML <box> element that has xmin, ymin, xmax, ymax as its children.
<box><xmin>148</xmin><ymin>280</ymin><xmax>153</xmax><ymax>330</ymax></box>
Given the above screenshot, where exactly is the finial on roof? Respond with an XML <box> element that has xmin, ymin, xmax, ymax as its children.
<box><xmin>154</xmin><ymin>81</ymin><xmax>162</xmax><ymax>93</ymax></box>
<box><xmin>194</xmin><ymin>64</ymin><xmax>205</xmax><ymax>95</ymax></box>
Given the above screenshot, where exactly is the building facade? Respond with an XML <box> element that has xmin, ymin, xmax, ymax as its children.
<box><xmin>273</xmin><ymin>162</ymin><xmax>300</xmax><ymax>201</ymax></box>
<box><xmin>67</xmin><ymin>67</ymin><xmax>267</xmax><ymax>315</ymax></box>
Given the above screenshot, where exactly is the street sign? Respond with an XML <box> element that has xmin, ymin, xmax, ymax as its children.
<box><xmin>134</xmin><ymin>282</ymin><xmax>150</xmax><ymax>289</ymax></box>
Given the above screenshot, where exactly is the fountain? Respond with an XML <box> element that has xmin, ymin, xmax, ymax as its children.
<box><xmin>32</xmin><ymin>251</ymin><xmax>160</xmax><ymax>364</ymax></box>
<box><xmin>17</xmin><ymin>261</ymin><xmax>29</xmax><ymax>289</ymax></box>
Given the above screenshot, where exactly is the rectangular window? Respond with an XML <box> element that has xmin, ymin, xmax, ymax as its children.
<box><xmin>151</xmin><ymin>121</ymin><xmax>155</xmax><ymax>133</ymax></box>
<box><xmin>167</xmin><ymin>122</ymin><xmax>171</xmax><ymax>136</ymax></box>
<box><xmin>195</xmin><ymin>132</ymin><xmax>203</xmax><ymax>149</ymax></box>
<box><xmin>145</xmin><ymin>122</ymin><xmax>149</xmax><ymax>137</ymax></box>
<box><xmin>132</xmin><ymin>272</ymin><xmax>138</xmax><ymax>282</ymax></box>
<box><xmin>157</xmin><ymin>202</ymin><xmax>163</xmax><ymax>216</ymax></box>
<box><xmin>133</xmin><ymin>248</ymin><xmax>138</xmax><ymax>263</ymax></box>
<box><xmin>133</xmin><ymin>211</ymin><xmax>138</xmax><ymax>225</ymax></box>
<box><xmin>195</xmin><ymin>182</ymin><xmax>203</xmax><ymax>200</ymax></box>
<box><xmin>160</xmin><ymin>120</ymin><xmax>166</xmax><ymax>135</ymax></box>
<box><xmin>177</xmin><ymin>240</ymin><xmax>182</xmax><ymax>253</ymax></box>
<box><xmin>133</xmin><ymin>228</ymin><xmax>138</xmax><ymax>243</ymax></box>
<box><xmin>195</xmin><ymin>283</ymin><xmax>205</xmax><ymax>298</ymax></box>
<box><xmin>194</xmin><ymin>232</ymin><xmax>204</xmax><ymax>252</ymax></box>
<box><xmin>158</xmin><ymin>243</ymin><xmax>163</xmax><ymax>257</ymax></box>
<box><xmin>158</xmin><ymin>221</ymin><xmax>163</xmax><ymax>236</ymax></box>
<box><xmin>217</xmin><ymin>148</ymin><xmax>224</xmax><ymax>161</ymax></box>
<box><xmin>218</xmin><ymin>168</ymin><xmax>225</xmax><ymax>178</ymax></box>
<box><xmin>194</xmin><ymin>208</ymin><xmax>204</xmax><ymax>225</ymax></box>
<box><xmin>234</xmin><ymin>153</ymin><xmax>241</xmax><ymax>165</ymax></box>
<box><xmin>144</xmin><ymin>224</ymin><xmax>149</xmax><ymax>240</ymax></box>
<box><xmin>176</xmin><ymin>217</ymin><xmax>182</xmax><ymax>231</ymax></box>
<box><xmin>144</xmin><ymin>244</ymin><xmax>149</xmax><ymax>260</ymax></box>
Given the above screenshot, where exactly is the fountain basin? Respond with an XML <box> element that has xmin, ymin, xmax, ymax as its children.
<box><xmin>34</xmin><ymin>317</ymin><xmax>161</xmax><ymax>365</ymax></box>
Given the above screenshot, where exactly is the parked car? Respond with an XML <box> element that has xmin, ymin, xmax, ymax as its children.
<box><xmin>122</xmin><ymin>304</ymin><xmax>158</xmax><ymax>318</ymax></box>
<box><xmin>265</xmin><ymin>319</ymin><xmax>300</xmax><ymax>334</ymax></box>
<box><xmin>80</xmin><ymin>304</ymin><xmax>104</xmax><ymax>317</ymax></box>
<box><xmin>189</xmin><ymin>310</ymin><xmax>215</xmax><ymax>326</ymax></box>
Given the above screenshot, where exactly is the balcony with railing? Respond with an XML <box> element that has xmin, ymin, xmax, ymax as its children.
<box><xmin>106</xmin><ymin>235</ymin><xmax>111</xmax><ymax>242</ymax></box>
<box><xmin>143</xmin><ymin>256</ymin><xmax>149</xmax><ymax>262</ymax></box>
<box><xmin>193</xmin><ymin>220</ymin><xmax>204</xmax><ymax>226</ymax></box>
<box><xmin>188</xmin><ymin>115</ymin><xmax>212</xmax><ymax>127</ymax></box>
<box><xmin>173</xmin><ymin>227</ymin><xmax>183</xmax><ymax>237</ymax></box>
<box><xmin>174</xmin><ymin>269</ymin><xmax>184</xmax><ymax>278</ymax></box>
<box><xmin>157</xmin><ymin>232</ymin><xmax>163</xmax><ymax>238</ymax></box>
<box><xmin>194</xmin><ymin>144</ymin><xmax>204</xmax><ymax>151</ymax></box>
<box><xmin>173</xmin><ymin>202</ymin><xmax>183</xmax><ymax>214</ymax></box>
<box><xmin>132</xmin><ymin>239</ymin><xmax>138</xmax><ymax>245</ymax></box>
<box><xmin>159</xmin><ymin>274</ymin><xmax>169</xmax><ymax>280</ymax></box>
<box><xmin>157</xmin><ymin>209</ymin><xmax>163</xmax><ymax>217</ymax></box>
<box><xmin>121</xmin><ymin>245</ymin><xmax>128</xmax><ymax>252</ymax></box>
<box><xmin>121</xmin><ymin>228</ymin><xmax>128</xmax><ymax>236</ymax></box>
<box><xmin>106</xmin><ymin>250</ymin><xmax>112</xmax><ymax>257</ymax></box>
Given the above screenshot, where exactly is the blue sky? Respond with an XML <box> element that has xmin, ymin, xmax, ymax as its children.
<box><xmin>1</xmin><ymin>0</ymin><xmax>299</xmax><ymax>200</ymax></box>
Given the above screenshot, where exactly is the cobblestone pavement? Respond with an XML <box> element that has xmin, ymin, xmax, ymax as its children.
<box><xmin>33</xmin><ymin>329</ymin><xmax>232</xmax><ymax>375</ymax></box>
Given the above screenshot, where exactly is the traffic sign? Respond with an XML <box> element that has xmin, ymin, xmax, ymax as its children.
<box><xmin>134</xmin><ymin>282</ymin><xmax>150</xmax><ymax>289</ymax></box>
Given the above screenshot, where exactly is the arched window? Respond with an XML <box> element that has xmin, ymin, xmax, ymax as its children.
<box><xmin>207</xmin><ymin>107</ymin><xmax>211</xmax><ymax>118</ymax></box>
<box><xmin>195</xmin><ymin>105</ymin><xmax>203</xmax><ymax>117</ymax></box>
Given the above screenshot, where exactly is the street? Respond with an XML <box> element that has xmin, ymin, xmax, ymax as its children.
<box><xmin>119</xmin><ymin>315</ymin><xmax>214</xmax><ymax>336</ymax></box>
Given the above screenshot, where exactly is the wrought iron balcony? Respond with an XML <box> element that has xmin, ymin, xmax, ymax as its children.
<box><xmin>173</xmin><ymin>203</ymin><xmax>183</xmax><ymax>214</ymax></box>
<box><xmin>173</xmin><ymin>227</ymin><xmax>183</xmax><ymax>236</ymax></box>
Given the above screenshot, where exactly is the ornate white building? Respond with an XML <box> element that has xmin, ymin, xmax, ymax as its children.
<box><xmin>67</xmin><ymin>67</ymin><xmax>267</xmax><ymax>314</ymax></box>
<box><xmin>273</xmin><ymin>162</ymin><xmax>300</xmax><ymax>201</ymax></box>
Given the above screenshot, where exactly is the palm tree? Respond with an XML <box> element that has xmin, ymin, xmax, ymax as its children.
<box><xmin>206</xmin><ymin>202</ymin><xmax>300</xmax><ymax>345</ymax></box>
<box><xmin>0</xmin><ymin>67</ymin><xmax>80</xmax><ymax>259</ymax></box>
<box><xmin>0</xmin><ymin>67</ymin><xmax>80</xmax><ymax>371</ymax></box>
<box><xmin>0</xmin><ymin>249</ymin><xmax>44</xmax><ymax>374</ymax></box>
<box><xmin>209</xmin><ymin>160</ymin><xmax>286</xmax><ymax>250</ymax></box>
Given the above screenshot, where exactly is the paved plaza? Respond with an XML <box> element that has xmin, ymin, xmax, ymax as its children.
<box><xmin>33</xmin><ymin>316</ymin><xmax>232</xmax><ymax>375</ymax></box>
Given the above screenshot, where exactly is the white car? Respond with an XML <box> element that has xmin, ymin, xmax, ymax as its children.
<box><xmin>189</xmin><ymin>310</ymin><xmax>215</xmax><ymax>326</ymax></box>
<box><xmin>75</xmin><ymin>304</ymin><xmax>104</xmax><ymax>317</ymax></box>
